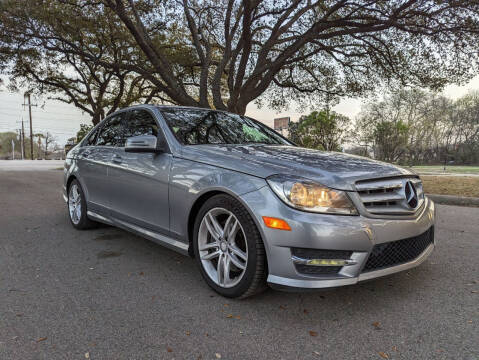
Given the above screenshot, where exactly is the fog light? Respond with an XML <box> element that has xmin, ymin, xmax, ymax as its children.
<box><xmin>262</xmin><ymin>216</ymin><xmax>291</xmax><ymax>231</ymax></box>
<box><xmin>307</xmin><ymin>259</ymin><xmax>348</xmax><ymax>266</ymax></box>
<box><xmin>292</xmin><ymin>256</ymin><xmax>356</xmax><ymax>267</ymax></box>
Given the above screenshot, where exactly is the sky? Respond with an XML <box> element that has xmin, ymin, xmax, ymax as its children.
<box><xmin>1</xmin><ymin>75</ymin><xmax>479</xmax><ymax>146</ymax></box>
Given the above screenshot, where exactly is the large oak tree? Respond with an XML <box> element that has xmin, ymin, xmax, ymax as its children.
<box><xmin>100</xmin><ymin>0</ymin><xmax>479</xmax><ymax>114</ymax></box>
<box><xmin>2</xmin><ymin>0</ymin><xmax>479</xmax><ymax>117</ymax></box>
<box><xmin>0</xmin><ymin>0</ymin><xmax>166</xmax><ymax>124</ymax></box>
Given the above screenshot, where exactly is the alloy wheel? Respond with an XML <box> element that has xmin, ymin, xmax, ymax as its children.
<box><xmin>198</xmin><ymin>208</ymin><xmax>248</xmax><ymax>288</ymax></box>
<box><xmin>68</xmin><ymin>184</ymin><xmax>82</xmax><ymax>225</ymax></box>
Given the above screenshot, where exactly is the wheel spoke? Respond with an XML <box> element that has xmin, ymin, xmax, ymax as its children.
<box><xmin>208</xmin><ymin>213</ymin><xmax>224</xmax><ymax>237</ymax></box>
<box><xmin>229</xmin><ymin>244</ymin><xmax>247</xmax><ymax>261</ymax></box>
<box><xmin>75</xmin><ymin>205</ymin><xmax>81</xmax><ymax>220</ymax></box>
<box><xmin>229</xmin><ymin>252</ymin><xmax>245</xmax><ymax>270</ymax></box>
<box><xmin>223</xmin><ymin>214</ymin><xmax>233</xmax><ymax>237</ymax></box>
<box><xmin>201</xmin><ymin>250</ymin><xmax>220</xmax><ymax>260</ymax></box>
<box><xmin>73</xmin><ymin>186</ymin><xmax>80</xmax><ymax>201</ymax></box>
<box><xmin>199</xmin><ymin>242</ymin><xmax>219</xmax><ymax>251</ymax></box>
<box><xmin>217</xmin><ymin>253</ymin><xmax>224</xmax><ymax>285</ymax></box>
<box><xmin>226</xmin><ymin>218</ymin><xmax>240</xmax><ymax>242</ymax></box>
<box><xmin>204</xmin><ymin>214</ymin><xmax>221</xmax><ymax>240</ymax></box>
<box><xmin>223</xmin><ymin>255</ymin><xmax>231</xmax><ymax>286</ymax></box>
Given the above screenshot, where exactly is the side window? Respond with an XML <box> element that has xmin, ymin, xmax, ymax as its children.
<box><xmin>124</xmin><ymin>110</ymin><xmax>159</xmax><ymax>138</ymax></box>
<box><xmin>95</xmin><ymin>113</ymin><xmax>125</xmax><ymax>147</ymax></box>
<box><xmin>85</xmin><ymin>127</ymin><xmax>99</xmax><ymax>146</ymax></box>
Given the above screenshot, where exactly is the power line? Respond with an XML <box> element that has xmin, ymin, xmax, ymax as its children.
<box><xmin>0</xmin><ymin>100</ymin><xmax>93</xmax><ymax>114</ymax></box>
<box><xmin>1</xmin><ymin>120</ymin><xmax>82</xmax><ymax>128</ymax></box>
<box><xmin>0</xmin><ymin>110</ymin><xmax>87</xmax><ymax>119</ymax></box>
<box><xmin>0</xmin><ymin>127</ymin><xmax>74</xmax><ymax>135</ymax></box>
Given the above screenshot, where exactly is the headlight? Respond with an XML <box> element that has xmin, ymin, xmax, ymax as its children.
<box><xmin>266</xmin><ymin>175</ymin><xmax>358</xmax><ymax>215</ymax></box>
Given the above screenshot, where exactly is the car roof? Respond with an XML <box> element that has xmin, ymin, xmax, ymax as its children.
<box><xmin>113</xmin><ymin>104</ymin><xmax>243</xmax><ymax>116</ymax></box>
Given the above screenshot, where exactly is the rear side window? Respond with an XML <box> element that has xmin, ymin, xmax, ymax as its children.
<box><xmin>96</xmin><ymin>113</ymin><xmax>125</xmax><ymax>147</ymax></box>
<box><xmin>124</xmin><ymin>110</ymin><xmax>159</xmax><ymax>138</ymax></box>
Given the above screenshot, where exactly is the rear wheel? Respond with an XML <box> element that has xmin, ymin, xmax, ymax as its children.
<box><xmin>193</xmin><ymin>194</ymin><xmax>267</xmax><ymax>298</ymax></box>
<box><xmin>68</xmin><ymin>179</ymin><xmax>97</xmax><ymax>230</ymax></box>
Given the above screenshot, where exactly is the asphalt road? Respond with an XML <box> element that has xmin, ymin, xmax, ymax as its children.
<box><xmin>0</xmin><ymin>170</ymin><xmax>477</xmax><ymax>360</ymax></box>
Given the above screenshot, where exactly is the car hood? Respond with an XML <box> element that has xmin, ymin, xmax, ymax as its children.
<box><xmin>179</xmin><ymin>144</ymin><xmax>415</xmax><ymax>191</ymax></box>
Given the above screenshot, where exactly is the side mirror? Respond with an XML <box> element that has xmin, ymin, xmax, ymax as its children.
<box><xmin>125</xmin><ymin>135</ymin><xmax>160</xmax><ymax>153</ymax></box>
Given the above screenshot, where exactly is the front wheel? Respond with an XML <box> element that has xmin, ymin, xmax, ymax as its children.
<box><xmin>193</xmin><ymin>194</ymin><xmax>267</xmax><ymax>298</ymax></box>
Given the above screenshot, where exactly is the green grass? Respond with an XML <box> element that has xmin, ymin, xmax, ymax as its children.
<box><xmin>409</xmin><ymin>165</ymin><xmax>479</xmax><ymax>175</ymax></box>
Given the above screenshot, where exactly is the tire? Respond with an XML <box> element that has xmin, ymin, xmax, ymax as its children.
<box><xmin>193</xmin><ymin>194</ymin><xmax>267</xmax><ymax>298</ymax></box>
<box><xmin>67</xmin><ymin>179</ymin><xmax>97</xmax><ymax>230</ymax></box>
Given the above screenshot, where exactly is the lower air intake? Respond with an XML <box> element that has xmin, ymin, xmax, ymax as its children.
<box><xmin>362</xmin><ymin>227</ymin><xmax>434</xmax><ymax>273</ymax></box>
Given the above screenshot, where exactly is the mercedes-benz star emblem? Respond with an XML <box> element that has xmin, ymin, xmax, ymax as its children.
<box><xmin>404</xmin><ymin>181</ymin><xmax>418</xmax><ymax>208</ymax></box>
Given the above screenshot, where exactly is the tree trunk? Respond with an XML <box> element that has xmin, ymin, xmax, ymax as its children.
<box><xmin>92</xmin><ymin>113</ymin><xmax>103</xmax><ymax>125</ymax></box>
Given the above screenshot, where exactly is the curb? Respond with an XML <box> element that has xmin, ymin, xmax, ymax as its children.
<box><xmin>427</xmin><ymin>194</ymin><xmax>479</xmax><ymax>207</ymax></box>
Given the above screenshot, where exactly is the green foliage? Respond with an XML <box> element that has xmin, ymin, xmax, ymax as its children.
<box><xmin>354</xmin><ymin>89</ymin><xmax>479</xmax><ymax>165</ymax></box>
<box><xmin>0</xmin><ymin>0</ymin><xmax>168</xmax><ymax>124</ymax></box>
<box><xmin>0</xmin><ymin>132</ymin><xmax>19</xmax><ymax>158</ymax></box>
<box><xmin>289</xmin><ymin>110</ymin><xmax>350</xmax><ymax>151</ymax></box>
<box><xmin>76</xmin><ymin>124</ymin><xmax>94</xmax><ymax>142</ymax></box>
<box><xmin>372</xmin><ymin>120</ymin><xmax>409</xmax><ymax>163</ymax></box>
<box><xmin>287</xmin><ymin>121</ymin><xmax>300</xmax><ymax>145</ymax></box>
<box><xmin>0</xmin><ymin>131</ymin><xmax>42</xmax><ymax>159</ymax></box>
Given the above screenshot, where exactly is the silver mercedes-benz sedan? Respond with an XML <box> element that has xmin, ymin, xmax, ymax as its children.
<box><xmin>63</xmin><ymin>105</ymin><xmax>435</xmax><ymax>298</ymax></box>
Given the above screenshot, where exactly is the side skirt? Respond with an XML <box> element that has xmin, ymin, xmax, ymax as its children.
<box><xmin>87</xmin><ymin>210</ymin><xmax>189</xmax><ymax>256</ymax></box>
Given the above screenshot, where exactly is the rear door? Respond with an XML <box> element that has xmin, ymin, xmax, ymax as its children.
<box><xmin>76</xmin><ymin>113</ymin><xmax>125</xmax><ymax>215</ymax></box>
<box><xmin>108</xmin><ymin>109</ymin><xmax>171</xmax><ymax>234</ymax></box>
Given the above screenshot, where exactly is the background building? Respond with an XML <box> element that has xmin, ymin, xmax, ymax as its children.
<box><xmin>273</xmin><ymin>117</ymin><xmax>290</xmax><ymax>137</ymax></box>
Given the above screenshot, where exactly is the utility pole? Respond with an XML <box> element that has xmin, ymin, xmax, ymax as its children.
<box><xmin>16</xmin><ymin>118</ymin><xmax>26</xmax><ymax>159</ymax></box>
<box><xmin>23</xmin><ymin>92</ymin><xmax>37</xmax><ymax>160</ymax></box>
<box><xmin>21</xmin><ymin>119</ymin><xmax>25</xmax><ymax>159</ymax></box>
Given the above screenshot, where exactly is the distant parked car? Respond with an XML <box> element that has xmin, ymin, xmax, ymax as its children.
<box><xmin>63</xmin><ymin>105</ymin><xmax>435</xmax><ymax>298</ymax></box>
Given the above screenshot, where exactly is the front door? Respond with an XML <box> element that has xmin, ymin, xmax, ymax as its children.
<box><xmin>107</xmin><ymin>109</ymin><xmax>171</xmax><ymax>235</ymax></box>
<box><xmin>76</xmin><ymin>113</ymin><xmax>124</xmax><ymax>215</ymax></box>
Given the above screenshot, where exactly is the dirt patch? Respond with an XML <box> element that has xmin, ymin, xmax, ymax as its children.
<box><xmin>97</xmin><ymin>250</ymin><xmax>123</xmax><ymax>259</ymax></box>
<box><xmin>421</xmin><ymin>175</ymin><xmax>479</xmax><ymax>197</ymax></box>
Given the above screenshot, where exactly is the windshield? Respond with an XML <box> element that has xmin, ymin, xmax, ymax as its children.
<box><xmin>160</xmin><ymin>108</ymin><xmax>293</xmax><ymax>146</ymax></box>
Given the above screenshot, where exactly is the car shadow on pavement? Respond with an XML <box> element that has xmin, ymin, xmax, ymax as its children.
<box><xmin>83</xmin><ymin>222</ymin><xmax>436</xmax><ymax>318</ymax></box>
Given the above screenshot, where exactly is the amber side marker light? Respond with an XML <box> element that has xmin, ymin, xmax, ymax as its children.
<box><xmin>262</xmin><ymin>216</ymin><xmax>291</xmax><ymax>231</ymax></box>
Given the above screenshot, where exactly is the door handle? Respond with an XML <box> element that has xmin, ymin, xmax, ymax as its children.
<box><xmin>112</xmin><ymin>154</ymin><xmax>123</xmax><ymax>164</ymax></box>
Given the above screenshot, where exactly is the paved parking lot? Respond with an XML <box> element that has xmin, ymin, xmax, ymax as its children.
<box><xmin>0</xmin><ymin>170</ymin><xmax>477</xmax><ymax>359</ymax></box>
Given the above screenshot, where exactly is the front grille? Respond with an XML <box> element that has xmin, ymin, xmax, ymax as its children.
<box><xmin>362</xmin><ymin>227</ymin><xmax>434</xmax><ymax>273</ymax></box>
<box><xmin>355</xmin><ymin>177</ymin><xmax>424</xmax><ymax>216</ymax></box>
<box><xmin>292</xmin><ymin>248</ymin><xmax>353</xmax><ymax>276</ymax></box>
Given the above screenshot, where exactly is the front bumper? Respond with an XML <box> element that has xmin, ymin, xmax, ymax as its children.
<box><xmin>240</xmin><ymin>186</ymin><xmax>435</xmax><ymax>290</ymax></box>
